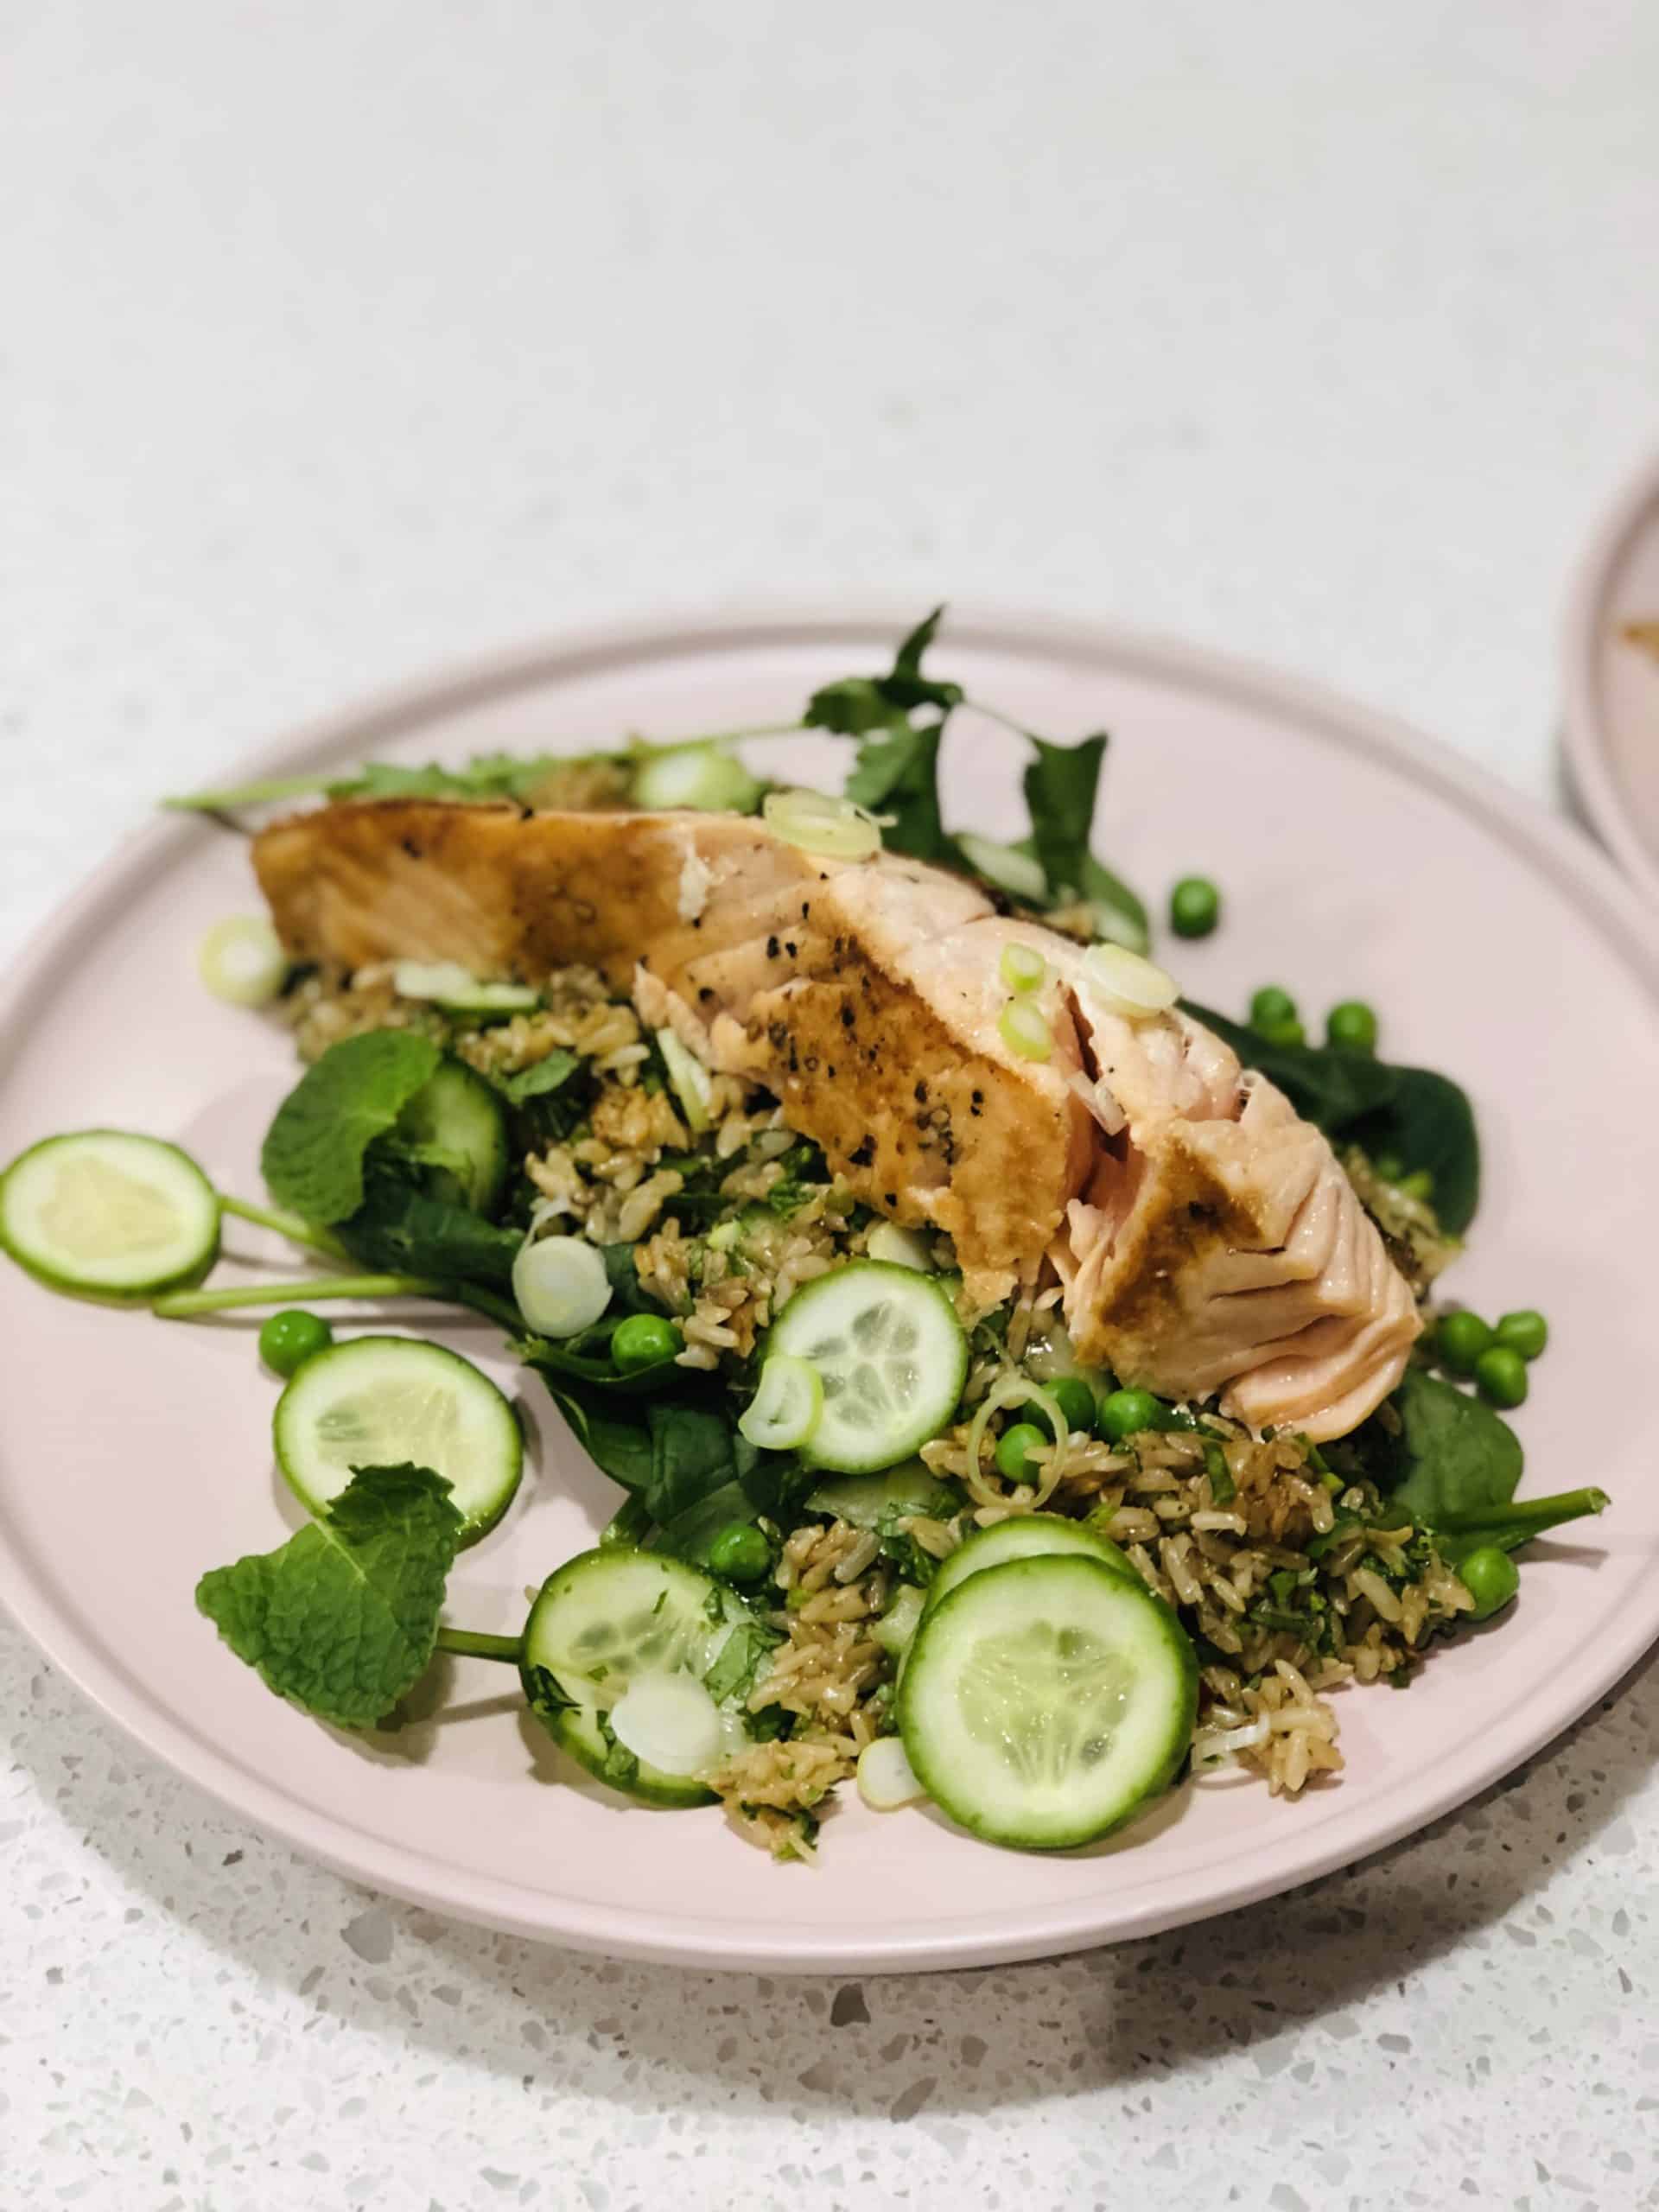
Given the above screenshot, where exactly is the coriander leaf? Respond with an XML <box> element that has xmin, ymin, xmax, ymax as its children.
<box><xmin>1022</xmin><ymin>731</ymin><xmax>1109</xmax><ymax>902</ymax></box>
<box><xmin>195</xmin><ymin>1464</ymin><xmax>463</xmax><ymax>1727</ymax></box>
<box><xmin>884</xmin><ymin>606</ymin><xmax>964</xmax><ymax>715</ymax></box>
<box><xmin>341</xmin><ymin>1162</ymin><xmax>522</xmax><ymax>1287</ymax></box>
<box><xmin>1184</xmin><ymin>1002</ymin><xmax>1481</xmax><ymax>1234</ymax></box>
<box><xmin>262</xmin><ymin>1032</ymin><xmax>443</xmax><ymax>1224</ymax></box>
<box><xmin>806</xmin><ymin>606</ymin><xmax>963</xmax><ymax>736</ymax></box>
<box><xmin>845</xmin><ymin>722</ymin><xmax>962</xmax><ymax>868</ymax></box>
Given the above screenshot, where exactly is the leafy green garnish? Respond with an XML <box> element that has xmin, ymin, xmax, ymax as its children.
<box><xmin>195</xmin><ymin>1464</ymin><xmax>463</xmax><ymax>1726</ymax></box>
<box><xmin>1185</xmin><ymin>1003</ymin><xmax>1481</xmax><ymax>1234</ymax></box>
<box><xmin>1022</xmin><ymin>732</ymin><xmax>1108</xmax><ymax>903</ymax></box>
<box><xmin>495</xmin><ymin>1050</ymin><xmax>582</xmax><ymax>1107</ymax></box>
<box><xmin>344</xmin><ymin>1165</ymin><xmax>522</xmax><ymax>1289</ymax></box>
<box><xmin>1359</xmin><ymin>1370</ymin><xmax>1608</xmax><ymax>1565</ymax></box>
<box><xmin>261</xmin><ymin>1032</ymin><xmax>443</xmax><ymax>1224</ymax></box>
<box><xmin>845</xmin><ymin>721</ymin><xmax>962</xmax><ymax>870</ymax></box>
<box><xmin>805</xmin><ymin>607</ymin><xmax>963</xmax><ymax>737</ymax></box>
<box><xmin>702</xmin><ymin>1619</ymin><xmax>781</xmax><ymax>1705</ymax></box>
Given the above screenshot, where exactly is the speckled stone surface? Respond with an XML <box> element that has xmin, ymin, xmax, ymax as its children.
<box><xmin>4</xmin><ymin>5</ymin><xmax>1658</xmax><ymax>2206</ymax></box>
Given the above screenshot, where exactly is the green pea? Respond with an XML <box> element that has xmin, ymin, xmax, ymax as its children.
<box><xmin>1474</xmin><ymin>1344</ymin><xmax>1529</xmax><ymax>1409</ymax></box>
<box><xmin>1024</xmin><ymin>1376</ymin><xmax>1097</xmax><ymax>1435</ymax></box>
<box><xmin>1434</xmin><ymin>1309</ymin><xmax>1492</xmax><ymax>1376</ymax></box>
<box><xmin>1494</xmin><ymin>1309</ymin><xmax>1548</xmax><ymax>1362</ymax></box>
<box><xmin>995</xmin><ymin>1421</ymin><xmax>1049</xmax><ymax>1483</ymax></box>
<box><xmin>1169</xmin><ymin>876</ymin><xmax>1221</xmax><ymax>939</ymax></box>
<box><xmin>258</xmin><ymin>1308</ymin><xmax>334</xmax><ymax>1378</ymax></box>
<box><xmin>1325</xmin><ymin>1000</ymin><xmax>1378</xmax><ymax>1053</ymax></box>
<box><xmin>1255</xmin><ymin>1017</ymin><xmax>1306</xmax><ymax>1047</ymax></box>
<box><xmin>611</xmin><ymin>1312</ymin><xmax>682</xmax><ymax>1374</ymax></box>
<box><xmin>1249</xmin><ymin>985</ymin><xmax>1297</xmax><ymax>1030</ymax></box>
<box><xmin>707</xmin><ymin>1522</ymin><xmax>772</xmax><ymax>1583</ymax></box>
<box><xmin>1096</xmin><ymin>1387</ymin><xmax>1165</xmax><ymax>1444</ymax></box>
<box><xmin>1458</xmin><ymin>1545</ymin><xmax>1520</xmax><ymax>1621</ymax></box>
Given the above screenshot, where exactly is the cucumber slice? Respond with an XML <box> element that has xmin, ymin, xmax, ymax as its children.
<box><xmin>766</xmin><ymin>1260</ymin><xmax>968</xmax><ymax>1474</ymax></box>
<box><xmin>804</xmin><ymin>1462</ymin><xmax>959</xmax><ymax>1530</ymax></box>
<box><xmin>392</xmin><ymin>959</ymin><xmax>541</xmax><ymax>1019</ymax></box>
<box><xmin>394</xmin><ymin>1058</ymin><xmax>509</xmax><ymax>1213</ymax></box>
<box><xmin>0</xmin><ymin>1131</ymin><xmax>219</xmax><ymax>1300</ymax></box>
<box><xmin>631</xmin><ymin>743</ymin><xmax>762</xmax><ymax>814</ymax></box>
<box><xmin>519</xmin><ymin>1548</ymin><xmax>759</xmax><ymax>1807</ymax></box>
<box><xmin>274</xmin><ymin>1334</ymin><xmax>522</xmax><ymax>1544</ymax></box>
<box><xmin>924</xmin><ymin>1512</ymin><xmax>1138</xmax><ymax>1613</ymax></box>
<box><xmin>899</xmin><ymin>1555</ymin><xmax>1198</xmax><ymax>1850</ymax></box>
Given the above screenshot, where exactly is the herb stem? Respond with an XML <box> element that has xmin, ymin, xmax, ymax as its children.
<box><xmin>628</xmin><ymin>721</ymin><xmax>807</xmax><ymax>757</ymax></box>
<box><xmin>162</xmin><ymin>771</ymin><xmax>340</xmax><ymax>812</ymax></box>
<box><xmin>448</xmin><ymin>1282</ymin><xmax>527</xmax><ymax>1332</ymax></box>
<box><xmin>152</xmin><ymin>1273</ymin><xmax>447</xmax><ymax>1317</ymax></box>
<box><xmin>1438</xmin><ymin>1487</ymin><xmax>1610</xmax><ymax>1534</ymax></box>
<box><xmin>219</xmin><ymin>1194</ymin><xmax>349</xmax><ymax>1262</ymax></box>
<box><xmin>434</xmin><ymin>1628</ymin><xmax>524</xmax><ymax>1665</ymax></box>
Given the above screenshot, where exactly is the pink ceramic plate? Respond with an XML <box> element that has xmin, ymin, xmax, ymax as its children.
<box><xmin>2</xmin><ymin>610</ymin><xmax>1656</xmax><ymax>1974</ymax></box>
<box><xmin>1565</xmin><ymin>448</ymin><xmax>1659</xmax><ymax>903</ymax></box>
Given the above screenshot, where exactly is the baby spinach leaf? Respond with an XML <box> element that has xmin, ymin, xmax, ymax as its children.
<box><xmin>1376</xmin><ymin>1370</ymin><xmax>1523</xmax><ymax>1527</ymax></box>
<box><xmin>195</xmin><ymin>1464</ymin><xmax>463</xmax><ymax>1727</ymax></box>
<box><xmin>341</xmin><ymin>1163</ymin><xmax>522</xmax><ymax>1287</ymax></box>
<box><xmin>261</xmin><ymin>1032</ymin><xmax>443</xmax><ymax>1224</ymax></box>
<box><xmin>1184</xmin><ymin>1003</ymin><xmax>1481</xmax><ymax>1234</ymax></box>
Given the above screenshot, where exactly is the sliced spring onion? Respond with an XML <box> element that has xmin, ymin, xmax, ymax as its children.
<box><xmin>512</xmin><ymin>1234</ymin><xmax>612</xmax><ymax>1338</ymax></box>
<box><xmin>197</xmin><ymin>917</ymin><xmax>289</xmax><ymax>1007</ymax></box>
<box><xmin>998</xmin><ymin>997</ymin><xmax>1053</xmax><ymax>1061</ymax></box>
<box><xmin>867</xmin><ymin>1221</ymin><xmax>935</xmax><ymax>1272</ymax></box>
<box><xmin>1081</xmin><ymin>943</ymin><xmax>1179</xmax><ymax>1019</ymax></box>
<box><xmin>999</xmin><ymin>942</ymin><xmax>1047</xmax><ymax>995</ymax></box>
<box><xmin>737</xmin><ymin>1352</ymin><xmax>824</xmax><ymax>1452</ymax></box>
<box><xmin>963</xmin><ymin>1373</ymin><xmax>1071</xmax><ymax>1510</ymax></box>
<box><xmin>857</xmin><ymin>1733</ymin><xmax>928</xmax><ymax>1811</ymax></box>
<box><xmin>957</xmin><ymin>832</ymin><xmax>1048</xmax><ymax>904</ymax></box>
<box><xmin>607</xmin><ymin>1674</ymin><xmax>725</xmax><ymax>1778</ymax></box>
<box><xmin>632</xmin><ymin>743</ymin><xmax>762</xmax><ymax>815</ymax></box>
<box><xmin>391</xmin><ymin>960</ymin><xmax>541</xmax><ymax>1016</ymax></box>
<box><xmin>656</xmin><ymin>1028</ymin><xmax>714</xmax><ymax>1134</ymax></box>
<box><xmin>763</xmin><ymin>788</ymin><xmax>883</xmax><ymax>861</ymax></box>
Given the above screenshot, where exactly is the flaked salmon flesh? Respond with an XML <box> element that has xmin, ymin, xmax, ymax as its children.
<box><xmin>254</xmin><ymin>799</ymin><xmax>1421</xmax><ymax>1439</ymax></box>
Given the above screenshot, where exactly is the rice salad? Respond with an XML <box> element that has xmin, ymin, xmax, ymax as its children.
<box><xmin>0</xmin><ymin>611</ymin><xmax>1605</xmax><ymax>1865</ymax></box>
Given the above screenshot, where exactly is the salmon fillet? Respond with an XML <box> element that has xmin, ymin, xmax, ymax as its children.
<box><xmin>254</xmin><ymin>799</ymin><xmax>1420</xmax><ymax>1437</ymax></box>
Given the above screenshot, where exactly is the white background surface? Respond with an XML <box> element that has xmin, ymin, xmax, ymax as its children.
<box><xmin>3</xmin><ymin>4</ymin><xmax>1657</xmax><ymax>2208</ymax></box>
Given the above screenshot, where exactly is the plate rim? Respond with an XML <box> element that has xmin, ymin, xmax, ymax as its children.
<box><xmin>1562</xmin><ymin>444</ymin><xmax>1659</xmax><ymax>904</ymax></box>
<box><xmin>2</xmin><ymin>601</ymin><xmax>1656</xmax><ymax>1974</ymax></box>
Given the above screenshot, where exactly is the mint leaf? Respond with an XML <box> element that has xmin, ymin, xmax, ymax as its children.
<box><xmin>195</xmin><ymin>1464</ymin><xmax>463</xmax><ymax>1727</ymax></box>
<box><xmin>261</xmin><ymin>1031</ymin><xmax>443</xmax><ymax>1224</ymax></box>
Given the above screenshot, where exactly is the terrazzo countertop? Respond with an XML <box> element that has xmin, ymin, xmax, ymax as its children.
<box><xmin>4</xmin><ymin>5</ymin><xmax>1658</xmax><ymax>2207</ymax></box>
